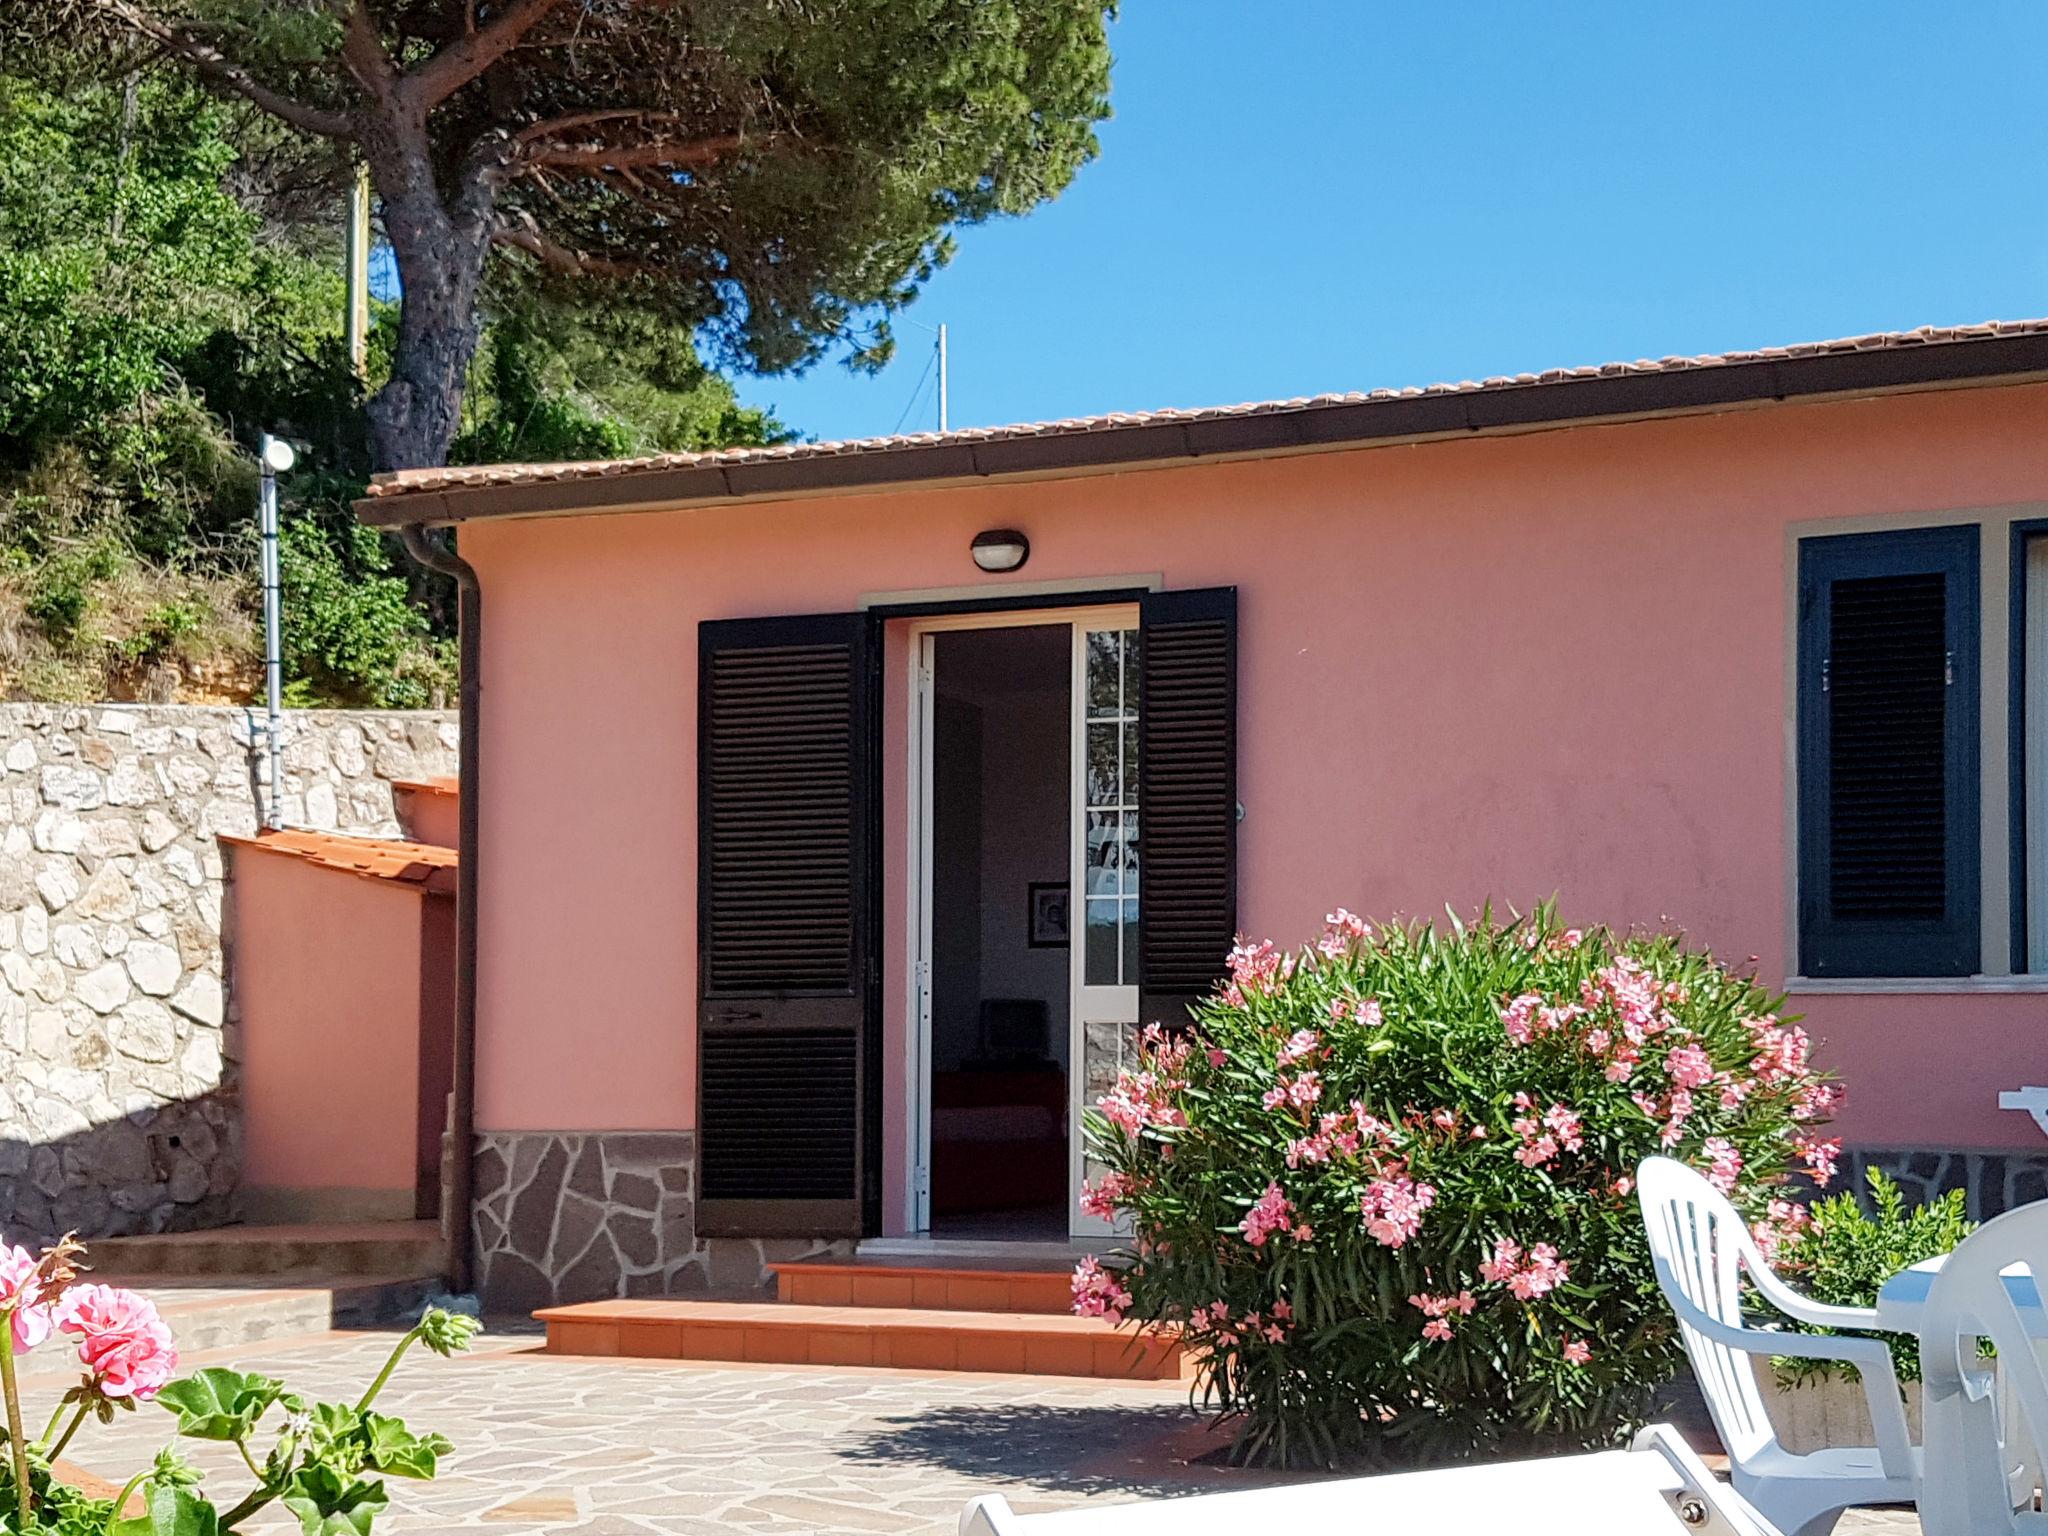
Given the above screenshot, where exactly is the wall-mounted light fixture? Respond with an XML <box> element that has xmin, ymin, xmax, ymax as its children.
<box><xmin>970</xmin><ymin>528</ymin><xmax>1030</xmax><ymax>573</ymax></box>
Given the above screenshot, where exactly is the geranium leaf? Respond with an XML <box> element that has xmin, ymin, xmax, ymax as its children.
<box><xmin>109</xmin><ymin>1484</ymin><xmax>220</xmax><ymax>1536</ymax></box>
<box><xmin>155</xmin><ymin>1369</ymin><xmax>284</xmax><ymax>1442</ymax></box>
<box><xmin>360</xmin><ymin>1413</ymin><xmax>451</xmax><ymax>1479</ymax></box>
<box><xmin>280</xmin><ymin>1465</ymin><xmax>389</xmax><ymax>1536</ymax></box>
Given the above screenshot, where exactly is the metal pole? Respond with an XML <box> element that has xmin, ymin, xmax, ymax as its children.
<box><xmin>344</xmin><ymin>163</ymin><xmax>371</xmax><ymax>379</ymax></box>
<box><xmin>937</xmin><ymin>324</ymin><xmax>948</xmax><ymax>433</ymax></box>
<box><xmin>257</xmin><ymin>434</ymin><xmax>287</xmax><ymax>828</ymax></box>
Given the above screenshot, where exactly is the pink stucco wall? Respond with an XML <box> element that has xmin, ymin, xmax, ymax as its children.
<box><xmin>231</xmin><ymin>848</ymin><xmax>424</xmax><ymax>1202</ymax></box>
<box><xmin>461</xmin><ymin>382</ymin><xmax>2048</xmax><ymax>1166</ymax></box>
<box><xmin>393</xmin><ymin>782</ymin><xmax>460</xmax><ymax>850</ymax></box>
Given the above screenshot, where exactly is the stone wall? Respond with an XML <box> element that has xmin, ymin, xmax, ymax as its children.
<box><xmin>469</xmin><ymin>1131</ymin><xmax>847</xmax><ymax>1309</ymax></box>
<box><xmin>0</xmin><ymin>703</ymin><xmax>456</xmax><ymax>1241</ymax></box>
<box><xmin>1845</xmin><ymin>1145</ymin><xmax>2048</xmax><ymax>1221</ymax></box>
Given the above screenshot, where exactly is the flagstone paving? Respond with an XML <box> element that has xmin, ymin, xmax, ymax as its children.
<box><xmin>35</xmin><ymin>1327</ymin><xmax>1920</xmax><ymax>1535</ymax></box>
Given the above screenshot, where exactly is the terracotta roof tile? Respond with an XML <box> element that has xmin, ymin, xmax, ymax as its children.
<box><xmin>389</xmin><ymin>775</ymin><xmax>459</xmax><ymax>798</ymax></box>
<box><xmin>363</xmin><ymin>318</ymin><xmax>2048</xmax><ymax>502</ymax></box>
<box><xmin>220</xmin><ymin>830</ymin><xmax>457</xmax><ymax>888</ymax></box>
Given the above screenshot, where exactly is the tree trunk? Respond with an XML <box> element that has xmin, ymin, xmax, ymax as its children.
<box><xmin>361</xmin><ymin>127</ymin><xmax>497</xmax><ymax>473</ymax></box>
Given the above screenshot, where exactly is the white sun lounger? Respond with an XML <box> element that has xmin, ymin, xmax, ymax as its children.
<box><xmin>960</xmin><ymin>1425</ymin><xmax>1779</xmax><ymax>1536</ymax></box>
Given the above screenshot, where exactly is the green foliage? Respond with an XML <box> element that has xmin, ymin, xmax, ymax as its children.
<box><xmin>0</xmin><ymin>1306</ymin><xmax>478</xmax><ymax>1535</ymax></box>
<box><xmin>1083</xmin><ymin>903</ymin><xmax>1841</xmax><ymax>1469</ymax></box>
<box><xmin>1775</xmin><ymin>1168</ymin><xmax>1974</xmax><ymax>1385</ymax></box>
<box><xmin>277</xmin><ymin>512</ymin><xmax>451</xmax><ymax>709</ymax></box>
<box><xmin>0</xmin><ymin>45</ymin><xmax>796</xmax><ymax>704</ymax></box>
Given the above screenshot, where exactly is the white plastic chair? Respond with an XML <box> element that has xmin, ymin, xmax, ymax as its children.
<box><xmin>1637</xmin><ymin>1156</ymin><xmax>1916</xmax><ymax>1536</ymax></box>
<box><xmin>1915</xmin><ymin>1199</ymin><xmax>2048</xmax><ymax>1536</ymax></box>
<box><xmin>960</xmin><ymin>1424</ymin><xmax>1780</xmax><ymax>1536</ymax></box>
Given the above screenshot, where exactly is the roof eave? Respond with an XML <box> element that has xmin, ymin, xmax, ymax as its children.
<box><xmin>354</xmin><ymin>329</ymin><xmax>2048</xmax><ymax>530</ymax></box>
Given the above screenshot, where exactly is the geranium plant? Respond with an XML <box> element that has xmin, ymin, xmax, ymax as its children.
<box><xmin>1077</xmin><ymin>902</ymin><xmax>1840</xmax><ymax>1468</ymax></box>
<box><xmin>0</xmin><ymin>1234</ymin><xmax>478</xmax><ymax>1534</ymax></box>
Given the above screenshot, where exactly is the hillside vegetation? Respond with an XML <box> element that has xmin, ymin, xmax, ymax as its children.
<box><xmin>0</xmin><ymin>57</ymin><xmax>786</xmax><ymax>706</ymax></box>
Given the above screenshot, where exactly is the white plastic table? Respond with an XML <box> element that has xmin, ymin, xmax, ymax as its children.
<box><xmin>1874</xmin><ymin>1256</ymin><xmax>2046</xmax><ymax>1536</ymax></box>
<box><xmin>1873</xmin><ymin>1256</ymin><xmax>2048</xmax><ymax>1335</ymax></box>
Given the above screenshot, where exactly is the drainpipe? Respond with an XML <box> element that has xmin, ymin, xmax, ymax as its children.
<box><xmin>399</xmin><ymin>524</ymin><xmax>479</xmax><ymax>1296</ymax></box>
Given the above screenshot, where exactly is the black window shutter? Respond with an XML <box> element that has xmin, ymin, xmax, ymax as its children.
<box><xmin>1138</xmin><ymin>587</ymin><xmax>1238</xmax><ymax>1028</ymax></box>
<box><xmin>697</xmin><ymin>613</ymin><xmax>880</xmax><ymax>1238</ymax></box>
<box><xmin>1797</xmin><ymin>527</ymin><xmax>1980</xmax><ymax>978</ymax></box>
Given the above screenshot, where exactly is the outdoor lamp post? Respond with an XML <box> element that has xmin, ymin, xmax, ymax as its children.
<box><xmin>257</xmin><ymin>433</ymin><xmax>295</xmax><ymax>829</ymax></box>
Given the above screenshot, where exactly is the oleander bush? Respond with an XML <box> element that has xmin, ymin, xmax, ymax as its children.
<box><xmin>1076</xmin><ymin>902</ymin><xmax>1841</xmax><ymax>1469</ymax></box>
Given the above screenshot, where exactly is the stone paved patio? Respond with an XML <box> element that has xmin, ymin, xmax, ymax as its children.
<box><xmin>33</xmin><ymin>1328</ymin><xmax>1921</xmax><ymax>1535</ymax></box>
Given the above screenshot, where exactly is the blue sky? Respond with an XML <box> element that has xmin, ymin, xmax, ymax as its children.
<box><xmin>737</xmin><ymin>2</ymin><xmax>2048</xmax><ymax>443</ymax></box>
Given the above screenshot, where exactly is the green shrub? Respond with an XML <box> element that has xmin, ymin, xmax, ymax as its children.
<box><xmin>1079</xmin><ymin>903</ymin><xmax>1841</xmax><ymax>1469</ymax></box>
<box><xmin>1775</xmin><ymin>1168</ymin><xmax>1973</xmax><ymax>1385</ymax></box>
<box><xmin>278</xmin><ymin>514</ymin><xmax>452</xmax><ymax>709</ymax></box>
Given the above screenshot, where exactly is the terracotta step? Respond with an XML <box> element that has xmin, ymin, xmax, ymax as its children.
<box><xmin>85</xmin><ymin>1221</ymin><xmax>446</xmax><ymax>1280</ymax></box>
<box><xmin>770</xmin><ymin>1260</ymin><xmax>1075</xmax><ymax>1315</ymax></box>
<box><xmin>534</xmin><ymin>1298</ymin><xmax>1185</xmax><ymax>1380</ymax></box>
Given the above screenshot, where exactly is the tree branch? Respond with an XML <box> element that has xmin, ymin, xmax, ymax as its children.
<box><xmin>78</xmin><ymin>0</ymin><xmax>351</xmax><ymax>138</ymax></box>
<box><xmin>409</xmin><ymin>0</ymin><xmax>567</xmax><ymax>107</ymax></box>
<box><xmin>339</xmin><ymin>1</ymin><xmax>400</xmax><ymax>102</ymax></box>
<box><xmin>523</xmin><ymin>131</ymin><xmax>755</xmax><ymax>171</ymax></box>
<box><xmin>491</xmin><ymin>217</ymin><xmax>653</xmax><ymax>280</ymax></box>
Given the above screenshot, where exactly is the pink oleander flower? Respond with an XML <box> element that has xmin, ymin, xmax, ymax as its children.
<box><xmin>1479</xmin><ymin>1237</ymin><xmax>1523</xmax><ymax>1285</ymax></box>
<box><xmin>1499</xmin><ymin>992</ymin><xmax>1545</xmax><ymax>1045</ymax></box>
<box><xmin>1276</xmin><ymin>1030</ymin><xmax>1320</xmax><ymax>1068</ymax></box>
<box><xmin>1407</xmin><ymin>1289</ymin><xmax>1477</xmax><ymax>1341</ymax></box>
<box><xmin>1484</xmin><ymin>1236</ymin><xmax>1569</xmax><ymax>1299</ymax></box>
<box><xmin>1664</xmin><ymin>1044</ymin><xmax>1714</xmax><ymax>1090</ymax></box>
<box><xmin>1241</xmin><ymin>1181</ymin><xmax>1297</xmax><ymax>1248</ymax></box>
<box><xmin>1562</xmin><ymin>1337</ymin><xmax>1593</xmax><ymax>1366</ymax></box>
<box><xmin>1508</xmin><ymin>1243</ymin><xmax>1569</xmax><ymax>1301</ymax></box>
<box><xmin>1079</xmin><ymin>1170</ymin><xmax>1137</xmax><ymax>1221</ymax></box>
<box><xmin>1360</xmin><ymin>1175</ymin><xmax>1435</xmax><ymax>1248</ymax></box>
<box><xmin>1206</xmin><ymin>1047</ymin><xmax>1227</xmax><ymax>1069</ymax></box>
<box><xmin>1795</xmin><ymin>1134</ymin><xmax>1842</xmax><ymax>1188</ymax></box>
<box><xmin>1318</xmin><ymin>909</ymin><xmax>1370</xmax><ymax>958</ymax></box>
<box><xmin>57</xmin><ymin>1285</ymin><xmax>177</xmax><ymax>1400</ymax></box>
<box><xmin>1543</xmin><ymin>1103</ymin><xmax>1584</xmax><ymax>1151</ymax></box>
<box><xmin>0</xmin><ymin>1244</ymin><xmax>52</xmax><ymax>1354</ymax></box>
<box><xmin>1071</xmin><ymin>1256</ymin><xmax>1132</xmax><ymax>1324</ymax></box>
<box><xmin>1700</xmin><ymin>1136</ymin><xmax>1743</xmax><ymax>1194</ymax></box>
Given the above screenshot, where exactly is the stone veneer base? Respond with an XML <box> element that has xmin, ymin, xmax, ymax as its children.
<box><xmin>469</xmin><ymin>1130</ymin><xmax>846</xmax><ymax>1312</ymax></box>
<box><xmin>1844</xmin><ymin>1145</ymin><xmax>2048</xmax><ymax>1220</ymax></box>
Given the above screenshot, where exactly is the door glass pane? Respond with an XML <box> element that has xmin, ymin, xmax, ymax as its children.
<box><xmin>1084</xmin><ymin>809</ymin><xmax>1122</xmax><ymax>897</ymax></box>
<box><xmin>1087</xmin><ymin>631</ymin><xmax>1123</xmax><ymax>718</ymax></box>
<box><xmin>1086</xmin><ymin>723</ymin><xmax>1122</xmax><ymax>807</ymax></box>
<box><xmin>1085</xmin><ymin>897</ymin><xmax>1121</xmax><ymax>985</ymax></box>
<box><xmin>1081</xmin><ymin>624</ymin><xmax>1140</xmax><ymax>985</ymax></box>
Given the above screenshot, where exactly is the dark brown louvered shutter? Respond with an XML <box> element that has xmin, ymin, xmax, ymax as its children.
<box><xmin>1797</xmin><ymin>527</ymin><xmax>1979</xmax><ymax>978</ymax></box>
<box><xmin>1138</xmin><ymin>587</ymin><xmax>1238</xmax><ymax>1029</ymax></box>
<box><xmin>697</xmin><ymin>613</ymin><xmax>880</xmax><ymax>1237</ymax></box>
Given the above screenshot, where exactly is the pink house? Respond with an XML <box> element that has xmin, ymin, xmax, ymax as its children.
<box><xmin>359</xmin><ymin>319</ymin><xmax>2048</xmax><ymax>1312</ymax></box>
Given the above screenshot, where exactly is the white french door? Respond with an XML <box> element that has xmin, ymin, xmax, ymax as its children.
<box><xmin>903</xmin><ymin>604</ymin><xmax>1139</xmax><ymax>1237</ymax></box>
<box><xmin>1069</xmin><ymin>617</ymin><xmax>1141</xmax><ymax>1237</ymax></box>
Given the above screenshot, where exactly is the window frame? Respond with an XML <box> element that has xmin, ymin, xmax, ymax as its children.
<box><xmin>1795</xmin><ymin>524</ymin><xmax>1982</xmax><ymax>979</ymax></box>
<box><xmin>2010</xmin><ymin>519</ymin><xmax>2048</xmax><ymax>972</ymax></box>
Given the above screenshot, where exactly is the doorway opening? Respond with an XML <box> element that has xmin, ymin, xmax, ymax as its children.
<box><xmin>924</xmin><ymin>624</ymin><xmax>1072</xmax><ymax>1237</ymax></box>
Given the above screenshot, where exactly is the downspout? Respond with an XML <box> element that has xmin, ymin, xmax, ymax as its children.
<box><xmin>399</xmin><ymin>524</ymin><xmax>479</xmax><ymax>1295</ymax></box>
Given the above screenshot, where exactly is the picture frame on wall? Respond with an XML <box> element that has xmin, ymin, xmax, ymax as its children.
<box><xmin>1028</xmin><ymin>881</ymin><xmax>1070</xmax><ymax>947</ymax></box>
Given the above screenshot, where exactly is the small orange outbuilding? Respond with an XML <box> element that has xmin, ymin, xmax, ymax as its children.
<box><xmin>223</xmin><ymin>831</ymin><xmax>456</xmax><ymax>1224</ymax></box>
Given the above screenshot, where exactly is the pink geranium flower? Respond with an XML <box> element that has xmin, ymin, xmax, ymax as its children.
<box><xmin>0</xmin><ymin>1244</ymin><xmax>52</xmax><ymax>1355</ymax></box>
<box><xmin>57</xmin><ymin>1285</ymin><xmax>177</xmax><ymax>1399</ymax></box>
